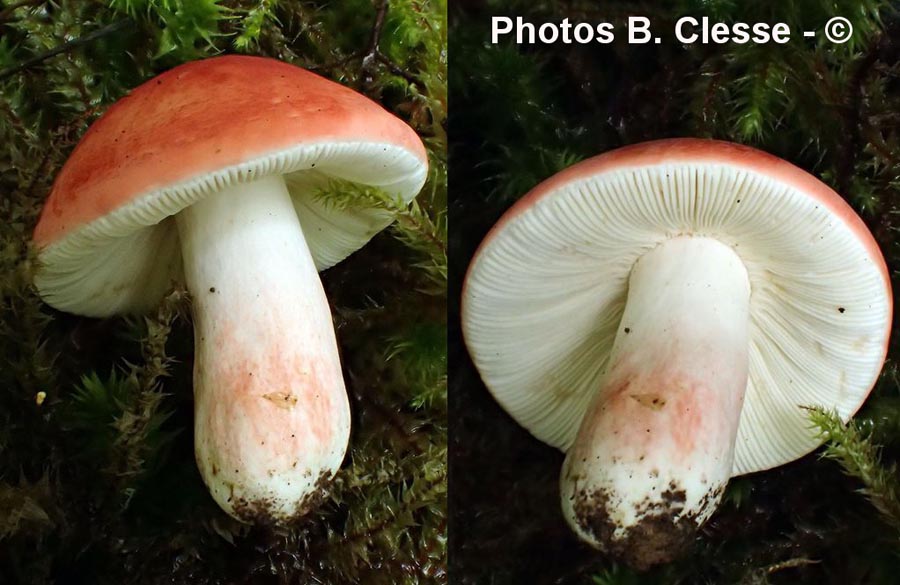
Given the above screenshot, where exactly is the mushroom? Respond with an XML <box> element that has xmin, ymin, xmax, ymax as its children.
<box><xmin>32</xmin><ymin>55</ymin><xmax>427</xmax><ymax>524</ymax></box>
<box><xmin>461</xmin><ymin>139</ymin><xmax>891</xmax><ymax>568</ymax></box>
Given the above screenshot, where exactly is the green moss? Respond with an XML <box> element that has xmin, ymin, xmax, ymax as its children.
<box><xmin>808</xmin><ymin>407</ymin><xmax>900</xmax><ymax>532</ymax></box>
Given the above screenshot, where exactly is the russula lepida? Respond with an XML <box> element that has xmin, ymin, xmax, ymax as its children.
<box><xmin>462</xmin><ymin>139</ymin><xmax>892</xmax><ymax>568</ymax></box>
<box><xmin>32</xmin><ymin>56</ymin><xmax>427</xmax><ymax>524</ymax></box>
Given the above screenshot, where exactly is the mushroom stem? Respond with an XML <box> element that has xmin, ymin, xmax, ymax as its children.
<box><xmin>560</xmin><ymin>236</ymin><xmax>750</xmax><ymax>569</ymax></box>
<box><xmin>176</xmin><ymin>174</ymin><xmax>350</xmax><ymax>524</ymax></box>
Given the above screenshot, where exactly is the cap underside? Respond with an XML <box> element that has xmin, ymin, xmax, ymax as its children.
<box><xmin>36</xmin><ymin>141</ymin><xmax>426</xmax><ymax>316</ymax></box>
<box><xmin>463</xmin><ymin>162</ymin><xmax>890</xmax><ymax>476</ymax></box>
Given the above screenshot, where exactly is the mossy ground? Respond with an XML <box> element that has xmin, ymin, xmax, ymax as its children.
<box><xmin>0</xmin><ymin>1</ymin><xmax>446</xmax><ymax>583</ymax></box>
<box><xmin>450</xmin><ymin>1</ymin><xmax>900</xmax><ymax>583</ymax></box>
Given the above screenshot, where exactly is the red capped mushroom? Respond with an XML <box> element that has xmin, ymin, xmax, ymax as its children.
<box><xmin>462</xmin><ymin>139</ymin><xmax>892</xmax><ymax>567</ymax></box>
<box><xmin>33</xmin><ymin>56</ymin><xmax>427</xmax><ymax>524</ymax></box>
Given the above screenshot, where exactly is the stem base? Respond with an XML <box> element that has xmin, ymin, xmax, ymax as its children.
<box><xmin>177</xmin><ymin>175</ymin><xmax>350</xmax><ymax>524</ymax></box>
<box><xmin>561</xmin><ymin>236</ymin><xmax>751</xmax><ymax>567</ymax></box>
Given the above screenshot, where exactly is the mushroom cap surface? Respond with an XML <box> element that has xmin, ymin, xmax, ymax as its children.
<box><xmin>462</xmin><ymin>138</ymin><xmax>892</xmax><ymax>476</ymax></box>
<box><xmin>34</xmin><ymin>55</ymin><xmax>428</xmax><ymax>316</ymax></box>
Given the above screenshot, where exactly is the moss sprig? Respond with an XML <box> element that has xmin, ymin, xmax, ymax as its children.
<box><xmin>807</xmin><ymin>406</ymin><xmax>900</xmax><ymax>532</ymax></box>
<box><xmin>316</xmin><ymin>179</ymin><xmax>448</xmax><ymax>293</ymax></box>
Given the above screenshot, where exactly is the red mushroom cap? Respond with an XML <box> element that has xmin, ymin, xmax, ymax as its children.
<box><xmin>463</xmin><ymin>138</ymin><xmax>892</xmax><ymax>476</ymax></box>
<box><xmin>35</xmin><ymin>55</ymin><xmax>426</xmax><ymax>246</ymax></box>
<box><xmin>33</xmin><ymin>56</ymin><xmax>427</xmax><ymax>316</ymax></box>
